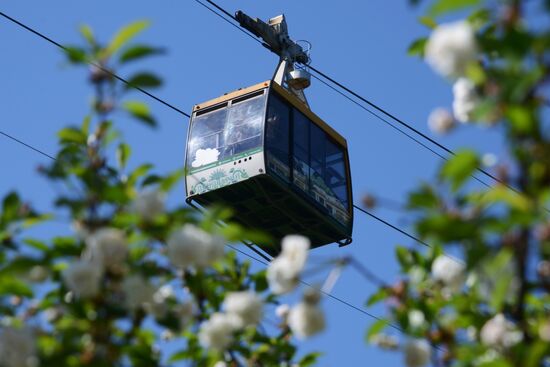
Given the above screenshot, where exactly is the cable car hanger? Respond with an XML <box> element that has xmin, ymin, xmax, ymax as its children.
<box><xmin>235</xmin><ymin>11</ymin><xmax>312</xmax><ymax>106</ymax></box>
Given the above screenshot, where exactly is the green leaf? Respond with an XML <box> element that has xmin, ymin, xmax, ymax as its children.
<box><xmin>122</xmin><ymin>101</ymin><xmax>157</xmax><ymax>127</ymax></box>
<box><xmin>119</xmin><ymin>44</ymin><xmax>164</xmax><ymax>64</ymax></box>
<box><xmin>64</xmin><ymin>46</ymin><xmax>87</xmax><ymax>64</ymax></box>
<box><xmin>158</xmin><ymin>170</ymin><xmax>183</xmax><ymax>192</ymax></box>
<box><xmin>128</xmin><ymin>164</ymin><xmax>154</xmax><ymax>185</ymax></box>
<box><xmin>116</xmin><ymin>143</ymin><xmax>131</xmax><ymax>169</ymax></box>
<box><xmin>0</xmin><ymin>276</ymin><xmax>33</xmax><ymax>297</ymax></box>
<box><xmin>440</xmin><ymin>150</ymin><xmax>479</xmax><ymax>191</ymax></box>
<box><xmin>141</xmin><ymin>174</ymin><xmax>162</xmax><ymax>187</ymax></box>
<box><xmin>366</xmin><ymin>287</ymin><xmax>389</xmax><ymax>306</ymax></box>
<box><xmin>125</xmin><ymin>72</ymin><xmax>162</xmax><ymax>89</ymax></box>
<box><xmin>23</xmin><ymin>238</ymin><xmax>49</xmax><ymax>252</ymax></box>
<box><xmin>366</xmin><ymin>318</ymin><xmax>388</xmax><ymax>342</ymax></box>
<box><xmin>418</xmin><ymin>16</ymin><xmax>437</xmax><ymax>29</ymax></box>
<box><xmin>79</xmin><ymin>24</ymin><xmax>96</xmax><ymax>47</ymax></box>
<box><xmin>468</xmin><ymin>8</ymin><xmax>491</xmax><ymax>29</ymax></box>
<box><xmin>407</xmin><ymin>184</ymin><xmax>439</xmax><ymax>210</ymax></box>
<box><xmin>22</xmin><ymin>214</ymin><xmax>53</xmax><ymax>229</ymax></box>
<box><xmin>428</xmin><ymin>0</ymin><xmax>480</xmax><ymax>17</ymax></box>
<box><xmin>58</xmin><ymin>127</ymin><xmax>87</xmax><ymax>145</ymax></box>
<box><xmin>506</xmin><ymin>105</ymin><xmax>536</xmax><ymax>134</ymax></box>
<box><xmin>472</xmin><ymin>186</ymin><xmax>531</xmax><ymax>212</ymax></box>
<box><xmin>1</xmin><ymin>192</ymin><xmax>21</xmax><ymax>224</ymax></box>
<box><xmin>408</xmin><ymin>38</ymin><xmax>428</xmax><ymax>56</ymax></box>
<box><xmin>104</xmin><ymin>20</ymin><xmax>150</xmax><ymax>57</ymax></box>
<box><xmin>465</xmin><ymin>63</ymin><xmax>486</xmax><ymax>85</ymax></box>
<box><xmin>487</xmin><ymin>250</ymin><xmax>514</xmax><ymax>312</ymax></box>
<box><xmin>395</xmin><ymin>245</ymin><xmax>413</xmax><ymax>269</ymax></box>
<box><xmin>253</xmin><ymin>271</ymin><xmax>268</xmax><ymax>292</ymax></box>
<box><xmin>0</xmin><ymin>257</ymin><xmax>41</xmax><ymax>276</ymax></box>
<box><xmin>81</xmin><ymin>115</ymin><xmax>91</xmax><ymax>135</ymax></box>
<box><xmin>298</xmin><ymin>353</ymin><xmax>322</xmax><ymax>367</ymax></box>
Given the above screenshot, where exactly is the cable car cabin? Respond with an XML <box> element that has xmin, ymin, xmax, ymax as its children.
<box><xmin>185</xmin><ymin>80</ymin><xmax>353</xmax><ymax>254</ymax></box>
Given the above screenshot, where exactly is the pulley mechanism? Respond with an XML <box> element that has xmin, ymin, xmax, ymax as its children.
<box><xmin>235</xmin><ymin>11</ymin><xmax>312</xmax><ymax>106</ymax></box>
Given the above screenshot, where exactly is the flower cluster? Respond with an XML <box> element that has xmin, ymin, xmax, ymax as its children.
<box><xmin>425</xmin><ymin>20</ymin><xmax>481</xmax><ymax>129</ymax></box>
<box><xmin>199</xmin><ymin>291</ymin><xmax>264</xmax><ymax>351</ymax></box>
<box><xmin>167</xmin><ymin>224</ymin><xmax>225</xmax><ymax>269</ymax></box>
<box><xmin>267</xmin><ymin>235</ymin><xmax>310</xmax><ymax>294</ymax></box>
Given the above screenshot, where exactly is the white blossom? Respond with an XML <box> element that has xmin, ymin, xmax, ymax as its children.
<box><xmin>431</xmin><ymin>255</ymin><xmax>466</xmax><ymax>292</ymax></box>
<box><xmin>408</xmin><ymin>310</ymin><xmax>426</xmax><ymax>329</ymax></box>
<box><xmin>28</xmin><ymin>266</ymin><xmax>48</xmax><ymax>282</ymax></box>
<box><xmin>0</xmin><ymin>327</ymin><xmax>37</xmax><ymax>367</ymax></box>
<box><xmin>371</xmin><ymin>334</ymin><xmax>399</xmax><ymax>350</ymax></box>
<box><xmin>267</xmin><ymin>257</ymin><xmax>300</xmax><ymax>295</ymax></box>
<box><xmin>425</xmin><ymin>20</ymin><xmax>477</xmax><ymax>78</ymax></box>
<box><xmin>213</xmin><ymin>362</ymin><xmax>227</xmax><ymax>367</ymax></box>
<box><xmin>62</xmin><ymin>260</ymin><xmax>103</xmax><ymax>298</ymax></box>
<box><xmin>280</xmin><ymin>235</ymin><xmax>310</xmax><ymax>270</ymax></box>
<box><xmin>167</xmin><ymin>224</ymin><xmax>225</xmax><ymax>268</ymax></box>
<box><xmin>71</xmin><ymin>220</ymin><xmax>90</xmax><ymax>240</ymax></box>
<box><xmin>480</xmin><ymin>314</ymin><xmax>523</xmax><ymax>348</ymax></box>
<box><xmin>403</xmin><ymin>339</ymin><xmax>431</xmax><ymax>367</ymax></box>
<box><xmin>223</xmin><ymin>291</ymin><xmax>263</xmax><ymax>328</ymax></box>
<box><xmin>198</xmin><ymin>313</ymin><xmax>239</xmax><ymax>351</ymax></box>
<box><xmin>452</xmin><ymin>78</ymin><xmax>480</xmax><ymax>123</ymax></box>
<box><xmin>267</xmin><ymin>235</ymin><xmax>310</xmax><ymax>295</ymax></box>
<box><xmin>467</xmin><ymin>326</ymin><xmax>477</xmax><ymax>341</ymax></box>
<box><xmin>122</xmin><ymin>275</ymin><xmax>155</xmax><ymax>311</ymax></box>
<box><xmin>275</xmin><ymin>304</ymin><xmax>291</xmax><ymax>320</ymax></box>
<box><xmin>476</xmin><ymin>260</ymin><xmax>519</xmax><ymax>305</ymax></box>
<box><xmin>174</xmin><ymin>301</ymin><xmax>195</xmax><ymax>328</ymax></box>
<box><xmin>288</xmin><ymin>302</ymin><xmax>325</xmax><ymax>339</ymax></box>
<box><xmin>408</xmin><ymin>266</ymin><xmax>426</xmax><ymax>287</ymax></box>
<box><xmin>133</xmin><ymin>190</ymin><xmax>165</xmax><ymax>221</ymax></box>
<box><xmin>539</xmin><ymin>320</ymin><xmax>550</xmax><ymax>342</ymax></box>
<box><xmin>482</xmin><ymin>153</ymin><xmax>498</xmax><ymax>168</ymax></box>
<box><xmin>160</xmin><ymin>329</ymin><xmax>175</xmax><ymax>341</ymax></box>
<box><xmin>288</xmin><ymin>289</ymin><xmax>325</xmax><ymax>339</ymax></box>
<box><xmin>85</xmin><ymin>228</ymin><xmax>128</xmax><ymax>271</ymax></box>
<box><xmin>428</xmin><ymin>108</ymin><xmax>455</xmax><ymax>135</ymax></box>
<box><xmin>153</xmin><ymin>284</ymin><xmax>175</xmax><ymax>304</ymax></box>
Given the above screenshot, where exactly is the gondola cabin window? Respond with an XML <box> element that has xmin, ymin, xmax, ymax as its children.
<box><xmin>265</xmin><ymin>94</ymin><xmax>291</xmax><ymax>181</ymax></box>
<box><xmin>265</xmin><ymin>92</ymin><xmax>351</xmax><ymax>226</ymax></box>
<box><xmin>187</xmin><ymin>92</ymin><xmax>267</xmax><ymax>171</ymax></box>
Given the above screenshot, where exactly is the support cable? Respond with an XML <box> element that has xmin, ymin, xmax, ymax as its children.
<box><xmin>0</xmin><ymin>11</ymin><xmax>190</xmax><ymax>119</ymax></box>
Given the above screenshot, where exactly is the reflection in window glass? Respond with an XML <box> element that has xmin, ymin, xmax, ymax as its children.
<box><xmin>187</xmin><ymin>93</ymin><xmax>266</xmax><ymax>170</ymax></box>
<box><xmin>289</xmin><ymin>106</ymin><xmax>351</xmax><ymax>225</ymax></box>
<box><xmin>223</xmin><ymin>95</ymin><xmax>265</xmax><ymax>159</ymax></box>
<box><xmin>187</xmin><ymin>107</ymin><xmax>227</xmax><ymax>168</ymax></box>
<box><xmin>325</xmin><ymin>140</ymin><xmax>348</xmax><ymax>209</ymax></box>
<box><xmin>293</xmin><ymin>111</ymin><xmax>310</xmax><ymax>192</ymax></box>
<box><xmin>265</xmin><ymin>94</ymin><xmax>290</xmax><ymax>181</ymax></box>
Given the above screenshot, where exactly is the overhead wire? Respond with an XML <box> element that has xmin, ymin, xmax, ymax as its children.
<box><xmin>0</xmin><ymin>126</ymin><xmax>407</xmax><ymax>332</ymax></box>
<box><xmin>0</xmin><ymin>7</ymin><xmax>452</xmax><ymax>347</ymax></box>
<box><xmin>191</xmin><ymin>0</ymin><xmax>526</xmax><ymax>197</ymax></box>
<box><xmin>0</xmin><ymin>11</ymin><xmax>190</xmax><ymax>119</ymax></box>
<box><xmin>0</xmin><ymin>8</ymin><xmax>448</xmax><ymax>254</ymax></box>
<box><xmin>0</xmin><ymin>131</ymin><xmax>56</xmax><ymax>161</ymax></box>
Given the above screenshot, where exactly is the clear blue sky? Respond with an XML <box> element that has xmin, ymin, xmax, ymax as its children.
<box><xmin>0</xmin><ymin>1</ymin><xmax>506</xmax><ymax>365</ymax></box>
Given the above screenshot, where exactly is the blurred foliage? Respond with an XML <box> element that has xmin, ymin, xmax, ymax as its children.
<box><xmin>367</xmin><ymin>1</ymin><xmax>550</xmax><ymax>366</ymax></box>
<box><xmin>0</xmin><ymin>21</ymin><xmax>319</xmax><ymax>367</ymax></box>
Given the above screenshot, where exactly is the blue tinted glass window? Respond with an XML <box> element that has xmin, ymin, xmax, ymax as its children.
<box><xmin>324</xmin><ymin>139</ymin><xmax>349</xmax><ymax>222</ymax></box>
<box><xmin>289</xmin><ymin>106</ymin><xmax>351</xmax><ymax>224</ymax></box>
<box><xmin>187</xmin><ymin>107</ymin><xmax>227</xmax><ymax>169</ymax></box>
<box><xmin>265</xmin><ymin>94</ymin><xmax>290</xmax><ymax>181</ymax></box>
<box><xmin>293</xmin><ymin>111</ymin><xmax>310</xmax><ymax>192</ymax></box>
<box><xmin>223</xmin><ymin>94</ymin><xmax>265</xmax><ymax>159</ymax></box>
